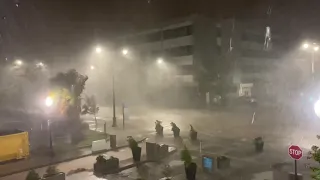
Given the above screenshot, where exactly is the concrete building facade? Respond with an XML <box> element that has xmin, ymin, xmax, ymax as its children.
<box><xmin>116</xmin><ymin>15</ymin><xmax>288</xmax><ymax>104</ymax></box>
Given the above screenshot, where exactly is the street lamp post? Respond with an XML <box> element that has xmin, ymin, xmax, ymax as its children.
<box><xmin>312</xmin><ymin>46</ymin><xmax>319</xmax><ymax>80</ymax></box>
<box><xmin>312</xmin><ymin>51</ymin><xmax>315</xmax><ymax>80</ymax></box>
<box><xmin>302</xmin><ymin>43</ymin><xmax>319</xmax><ymax>81</ymax></box>
<box><xmin>48</xmin><ymin>119</ymin><xmax>53</xmax><ymax>150</ymax></box>
<box><xmin>45</xmin><ymin>96</ymin><xmax>54</xmax><ymax>156</ymax></box>
<box><xmin>112</xmin><ymin>75</ymin><xmax>117</xmax><ymax>127</ymax></box>
<box><xmin>94</xmin><ymin>46</ymin><xmax>117</xmax><ymax>127</ymax></box>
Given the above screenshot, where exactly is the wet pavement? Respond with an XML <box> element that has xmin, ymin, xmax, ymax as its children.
<box><xmin>1</xmin><ymin>105</ymin><xmax>319</xmax><ymax>179</ymax></box>
<box><xmin>84</xmin><ymin>105</ymin><xmax>320</xmax><ymax>151</ymax></box>
<box><xmin>1</xmin><ymin>144</ymin><xmax>147</xmax><ymax>180</ymax></box>
<box><xmin>81</xmin><ymin>105</ymin><xmax>320</xmax><ymax>179</ymax></box>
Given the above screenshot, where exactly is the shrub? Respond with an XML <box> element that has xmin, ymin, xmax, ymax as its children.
<box><xmin>25</xmin><ymin>170</ymin><xmax>40</xmax><ymax>180</ymax></box>
<box><xmin>253</xmin><ymin>137</ymin><xmax>264</xmax><ymax>152</ymax></box>
<box><xmin>181</xmin><ymin>145</ymin><xmax>197</xmax><ymax>180</ymax></box>
<box><xmin>309</xmin><ymin>136</ymin><xmax>320</xmax><ymax>179</ymax></box>
<box><xmin>254</xmin><ymin>137</ymin><xmax>263</xmax><ymax>143</ymax></box>
<box><xmin>190</xmin><ymin>125</ymin><xmax>196</xmax><ymax>132</ymax></box>
<box><xmin>180</xmin><ymin>145</ymin><xmax>192</xmax><ymax>166</ymax></box>
<box><xmin>127</xmin><ymin>136</ymin><xmax>138</xmax><ymax>149</ymax></box>
<box><xmin>43</xmin><ymin>166</ymin><xmax>60</xmax><ymax>178</ymax></box>
<box><xmin>96</xmin><ymin>155</ymin><xmax>107</xmax><ymax>163</ymax></box>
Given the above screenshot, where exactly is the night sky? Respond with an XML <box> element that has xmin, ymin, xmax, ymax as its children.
<box><xmin>2</xmin><ymin>0</ymin><xmax>320</xmax><ymax>59</ymax></box>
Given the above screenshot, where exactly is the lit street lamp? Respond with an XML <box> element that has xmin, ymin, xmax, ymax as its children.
<box><xmin>90</xmin><ymin>65</ymin><xmax>95</xmax><ymax>70</ymax></box>
<box><xmin>122</xmin><ymin>48</ymin><xmax>129</xmax><ymax>56</ymax></box>
<box><xmin>45</xmin><ymin>96</ymin><xmax>53</xmax><ymax>107</ymax></box>
<box><xmin>15</xmin><ymin>59</ymin><xmax>23</xmax><ymax>66</ymax></box>
<box><xmin>95</xmin><ymin>46</ymin><xmax>102</xmax><ymax>54</ymax></box>
<box><xmin>314</xmin><ymin>99</ymin><xmax>320</xmax><ymax>118</ymax></box>
<box><xmin>157</xmin><ymin>57</ymin><xmax>164</xmax><ymax>64</ymax></box>
<box><xmin>94</xmin><ymin>46</ymin><xmax>117</xmax><ymax>127</ymax></box>
<box><xmin>45</xmin><ymin>96</ymin><xmax>54</xmax><ymax>155</ymax></box>
<box><xmin>302</xmin><ymin>42</ymin><xmax>319</xmax><ymax>80</ymax></box>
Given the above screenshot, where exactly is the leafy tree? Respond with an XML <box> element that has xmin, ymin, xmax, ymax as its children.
<box><xmin>50</xmin><ymin>69</ymin><xmax>88</xmax><ymax>121</ymax></box>
<box><xmin>25</xmin><ymin>170</ymin><xmax>40</xmax><ymax>180</ymax></box>
<box><xmin>309</xmin><ymin>136</ymin><xmax>320</xmax><ymax>179</ymax></box>
<box><xmin>81</xmin><ymin>95</ymin><xmax>99</xmax><ymax>129</ymax></box>
<box><xmin>181</xmin><ymin>145</ymin><xmax>197</xmax><ymax>180</ymax></box>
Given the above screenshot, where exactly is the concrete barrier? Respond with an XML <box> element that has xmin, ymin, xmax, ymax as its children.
<box><xmin>110</xmin><ymin>135</ymin><xmax>117</xmax><ymax>149</ymax></box>
<box><xmin>91</xmin><ymin>139</ymin><xmax>108</xmax><ymax>154</ymax></box>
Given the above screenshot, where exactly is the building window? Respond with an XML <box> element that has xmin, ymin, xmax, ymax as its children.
<box><xmin>127</xmin><ymin>34</ymin><xmax>145</xmax><ymax>44</ymax></box>
<box><xmin>126</xmin><ymin>31</ymin><xmax>162</xmax><ymax>44</ymax></box>
<box><xmin>145</xmin><ymin>32</ymin><xmax>162</xmax><ymax>42</ymax></box>
<box><xmin>163</xmin><ymin>25</ymin><xmax>193</xmax><ymax>40</ymax></box>
<box><xmin>165</xmin><ymin>45</ymin><xmax>193</xmax><ymax>57</ymax></box>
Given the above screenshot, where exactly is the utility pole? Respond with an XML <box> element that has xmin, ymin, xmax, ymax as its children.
<box><xmin>122</xmin><ymin>104</ymin><xmax>125</xmax><ymax>129</ymax></box>
<box><xmin>48</xmin><ymin>119</ymin><xmax>54</xmax><ymax>156</ymax></box>
<box><xmin>312</xmin><ymin>51</ymin><xmax>315</xmax><ymax>81</ymax></box>
<box><xmin>112</xmin><ymin>75</ymin><xmax>117</xmax><ymax>127</ymax></box>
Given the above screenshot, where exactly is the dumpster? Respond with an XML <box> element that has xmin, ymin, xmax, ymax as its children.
<box><xmin>0</xmin><ymin>130</ymin><xmax>29</xmax><ymax>162</ymax></box>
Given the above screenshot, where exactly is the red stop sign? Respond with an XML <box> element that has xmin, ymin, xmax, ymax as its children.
<box><xmin>288</xmin><ymin>145</ymin><xmax>303</xmax><ymax>160</ymax></box>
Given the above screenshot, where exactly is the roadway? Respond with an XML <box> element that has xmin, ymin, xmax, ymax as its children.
<box><xmin>84</xmin><ymin>105</ymin><xmax>320</xmax><ymax>150</ymax></box>
<box><xmin>1</xmin><ymin>104</ymin><xmax>319</xmax><ymax>179</ymax></box>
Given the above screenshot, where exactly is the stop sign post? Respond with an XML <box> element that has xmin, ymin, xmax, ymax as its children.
<box><xmin>288</xmin><ymin>145</ymin><xmax>303</xmax><ymax>180</ymax></box>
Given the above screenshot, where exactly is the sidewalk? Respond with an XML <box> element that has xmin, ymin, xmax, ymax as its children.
<box><xmin>2</xmin><ymin>144</ymin><xmax>146</xmax><ymax>180</ymax></box>
<box><xmin>0</xmin><ymin>115</ymin><xmax>153</xmax><ymax>178</ymax></box>
<box><xmin>1</xmin><ymin>134</ymin><xmax>179</xmax><ymax>180</ymax></box>
<box><xmin>0</xmin><ymin>134</ymin><xmax>146</xmax><ymax>179</ymax></box>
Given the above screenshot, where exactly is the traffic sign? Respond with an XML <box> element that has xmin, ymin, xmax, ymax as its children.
<box><xmin>288</xmin><ymin>145</ymin><xmax>303</xmax><ymax>160</ymax></box>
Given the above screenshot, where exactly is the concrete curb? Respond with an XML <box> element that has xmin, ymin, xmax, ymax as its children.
<box><xmin>0</xmin><ymin>137</ymin><xmax>147</xmax><ymax>178</ymax></box>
